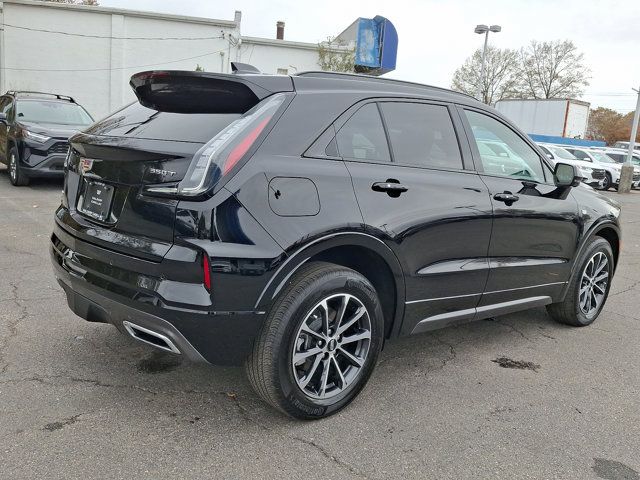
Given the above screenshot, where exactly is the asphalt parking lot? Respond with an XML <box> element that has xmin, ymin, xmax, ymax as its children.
<box><xmin>1</xmin><ymin>171</ymin><xmax>639</xmax><ymax>480</ymax></box>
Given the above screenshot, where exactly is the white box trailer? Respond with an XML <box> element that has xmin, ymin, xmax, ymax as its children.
<box><xmin>494</xmin><ymin>98</ymin><xmax>590</xmax><ymax>138</ymax></box>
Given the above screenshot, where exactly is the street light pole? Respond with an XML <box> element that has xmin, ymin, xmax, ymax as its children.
<box><xmin>618</xmin><ymin>86</ymin><xmax>640</xmax><ymax>193</ymax></box>
<box><xmin>474</xmin><ymin>24</ymin><xmax>501</xmax><ymax>103</ymax></box>
<box><xmin>477</xmin><ymin>30</ymin><xmax>489</xmax><ymax>101</ymax></box>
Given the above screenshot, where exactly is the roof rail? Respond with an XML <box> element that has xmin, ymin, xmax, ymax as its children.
<box><xmin>5</xmin><ymin>90</ymin><xmax>76</xmax><ymax>102</ymax></box>
<box><xmin>295</xmin><ymin>71</ymin><xmax>477</xmax><ymax>100</ymax></box>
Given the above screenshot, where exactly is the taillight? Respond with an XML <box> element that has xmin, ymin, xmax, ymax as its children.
<box><xmin>223</xmin><ymin>116</ymin><xmax>272</xmax><ymax>175</ymax></box>
<box><xmin>203</xmin><ymin>254</ymin><xmax>211</xmax><ymax>292</ymax></box>
<box><xmin>145</xmin><ymin>93</ymin><xmax>286</xmax><ymax>198</ymax></box>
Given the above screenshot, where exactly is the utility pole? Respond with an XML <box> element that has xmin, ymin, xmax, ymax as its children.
<box><xmin>618</xmin><ymin>86</ymin><xmax>640</xmax><ymax>193</ymax></box>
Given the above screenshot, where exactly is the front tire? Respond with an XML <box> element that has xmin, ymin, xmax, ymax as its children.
<box><xmin>8</xmin><ymin>147</ymin><xmax>29</xmax><ymax>186</ymax></box>
<box><xmin>246</xmin><ymin>262</ymin><xmax>384</xmax><ymax>419</ymax></box>
<box><xmin>547</xmin><ymin>237</ymin><xmax>614</xmax><ymax>326</ymax></box>
<box><xmin>599</xmin><ymin>172</ymin><xmax>611</xmax><ymax>191</ymax></box>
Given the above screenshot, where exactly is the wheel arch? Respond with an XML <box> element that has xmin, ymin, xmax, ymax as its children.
<box><xmin>559</xmin><ymin>219</ymin><xmax>620</xmax><ymax>301</ymax></box>
<box><xmin>254</xmin><ymin>232</ymin><xmax>406</xmax><ymax>339</ymax></box>
<box><xmin>594</xmin><ymin>225</ymin><xmax>620</xmax><ymax>268</ymax></box>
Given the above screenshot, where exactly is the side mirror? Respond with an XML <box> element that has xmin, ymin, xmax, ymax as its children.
<box><xmin>0</xmin><ymin>112</ymin><xmax>7</xmax><ymax>124</ymax></box>
<box><xmin>554</xmin><ymin>162</ymin><xmax>581</xmax><ymax>187</ymax></box>
<box><xmin>546</xmin><ymin>153</ymin><xmax>554</xmax><ymax>159</ymax></box>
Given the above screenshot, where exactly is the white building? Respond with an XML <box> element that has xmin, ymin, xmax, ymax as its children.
<box><xmin>0</xmin><ymin>0</ymin><xmax>330</xmax><ymax>119</ymax></box>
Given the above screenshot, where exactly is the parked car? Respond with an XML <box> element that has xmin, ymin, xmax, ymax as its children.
<box><xmin>593</xmin><ymin>148</ymin><xmax>640</xmax><ymax>189</ymax></box>
<box><xmin>0</xmin><ymin>91</ymin><xmax>93</xmax><ymax>186</ymax></box>
<box><xmin>537</xmin><ymin>143</ymin><xmax>605</xmax><ymax>189</ymax></box>
<box><xmin>563</xmin><ymin>146</ymin><xmax>640</xmax><ymax>190</ymax></box>
<box><xmin>613</xmin><ymin>141</ymin><xmax>640</xmax><ymax>151</ymax></box>
<box><xmin>601</xmin><ymin>148</ymin><xmax>640</xmax><ymax>167</ymax></box>
<box><xmin>50</xmin><ymin>66</ymin><xmax>621</xmax><ymax>419</ymax></box>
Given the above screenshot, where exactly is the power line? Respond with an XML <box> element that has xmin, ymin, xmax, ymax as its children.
<box><xmin>0</xmin><ymin>23</ymin><xmax>226</xmax><ymax>41</ymax></box>
<box><xmin>584</xmin><ymin>92</ymin><xmax>636</xmax><ymax>97</ymax></box>
<box><xmin>1</xmin><ymin>49</ymin><xmax>226</xmax><ymax>72</ymax></box>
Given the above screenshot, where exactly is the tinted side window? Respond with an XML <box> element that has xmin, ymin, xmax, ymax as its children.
<box><xmin>566</xmin><ymin>148</ymin><xmax>590</xmax><ymax>161</ymax></box>
<box><xmin>464</xmin><ymin>110</ymin><xmax>546</xmax><ymax>182</ymax></box>
<box><xmin>336</xmin><ymin>103</ymin><xmax>390</xmax><ymax>162</ymax></box>
<box><xmin>381</xmin><ymin>102</ymin><xmax>462</xmax><ymax>169</ymax></box>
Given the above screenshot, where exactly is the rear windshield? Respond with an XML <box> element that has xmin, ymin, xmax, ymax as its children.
<box><xmin>16</xmin><ymin>100</ymin><xmax>93</xmax><ymax>125</ymax></box>
<box><xmin>84</xmin><ymin>102</ymin><xmax>241</xmax><ymax>143</ymax></box>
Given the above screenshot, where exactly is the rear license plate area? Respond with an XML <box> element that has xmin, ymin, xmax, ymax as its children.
<box><xmin>78</xmin><ymin>180</ymin><xmax>115</xmax><ymax>222</ymax></box>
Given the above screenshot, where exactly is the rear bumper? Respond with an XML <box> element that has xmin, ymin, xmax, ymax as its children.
<box><xmin>50</xmin><ymin>222</ymin><xmax>266</xmax><ymax>366</ymax></box>
<box><xmin>56</xmin><ymin>275</ymin><xmax>208</xmax><ymax>362</ymax></box>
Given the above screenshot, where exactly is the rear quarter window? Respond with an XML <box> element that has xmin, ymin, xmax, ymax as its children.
<box><xmin>335</xmin><ymin>103</ymin><xmax>391</xmax><ymax>162</ymax></box>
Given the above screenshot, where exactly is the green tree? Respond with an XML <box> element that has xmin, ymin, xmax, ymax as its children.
<box><xmin>317</xmin><ymin>37</ymin><xmax>355</xmax><ymax>73</ymax></box>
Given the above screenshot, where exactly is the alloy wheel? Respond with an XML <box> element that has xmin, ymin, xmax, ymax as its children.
<box><xmin>579</xmin><ymin>251</ymin><xmax>609</xmax><ymax>317</ymax></box>
<box><xmin>291</xmin><ymin>293</ymin><xmax>371</xmax><ymax>400</ymax></box>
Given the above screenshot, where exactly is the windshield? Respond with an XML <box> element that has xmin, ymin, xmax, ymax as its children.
<box><xmin>16</xmin><ymin>100</ymin><xmax>93</xmax><ymax>126</ymax></box>
<box><xmin>549</xmin><ymin>146</ymin><xmax>577</xmax><ymax>160</ymax></box>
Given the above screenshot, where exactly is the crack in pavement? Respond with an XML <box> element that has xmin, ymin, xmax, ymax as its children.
<box><xmin>292</xmin><ymin>436</ymin><xmax>374</xmax><ymax>479</ymax></box>
<box><xmin>0</xmin><ymin>283</ymin><xmax>29</xmax><ymax>375</ymax></box>
<box><xmin>609</xmin><ymin>279</ymin><xmax>640</xmax><ymax>298</ymax></box>
<box><xmin>432</xmin><ymin>335</ymin><xmax>457</xmax><ymax>369</ymax></box>
<box><xmin>493</xmin><ymin>318</ymin><xmax>533</xmax><ymax>342</ymax></box>
<box><xmin>0</xmin><ymin>374</ymin><xmax>230</xmax><ymax>397</ymax></box>
<box><xmin>225</xmin><ymin>393</ymin><xmax>374</xmax><ymax>479</ymax></box>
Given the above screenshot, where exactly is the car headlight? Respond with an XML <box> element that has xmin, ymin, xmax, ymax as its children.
<box><xmin>23</xmin><ymin>129</ymin><xmax>50</xmax><ymax>143</ymax></box>
<box><xmin>579</xmin><ymin>166</ymin><xmax>592</xmax><ymax>174</ymax></box>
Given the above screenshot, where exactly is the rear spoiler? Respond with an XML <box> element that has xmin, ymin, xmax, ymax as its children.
<box><xmin>129</xmin><ymin>70</ymin><xmax>294</xmax><ymax>114</ymax></box>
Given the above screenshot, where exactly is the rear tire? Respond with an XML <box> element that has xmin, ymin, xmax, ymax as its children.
<box><xmin>547</xmin><ymin>237</ymin><xmax>613</xmax><ymax>327</ymax></box>
<box><xmin>246</xmin><ymin>262</ymin><xmax>384</xmax><ymax>419</ymax></box>
<box><xmin>8</xmin><ymin>147</ymin><xmax>29</xmax><ymax>186</ymax></box>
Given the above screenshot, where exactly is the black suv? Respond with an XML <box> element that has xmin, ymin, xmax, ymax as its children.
<box><xmin>0</xmin><ymin>91</ymin><xmax>93</xmax><ymax>186</ymax></box>
<box><xmin>50</xmin><ymin>65</ymin><xmax>621</xmax><ymax>419</ymax></box>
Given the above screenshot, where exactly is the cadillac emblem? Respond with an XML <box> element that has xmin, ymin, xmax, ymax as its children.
<box><xmin>80</xmin><ymin>158</ymin><xmax>93</xmax><ymax>174</ymax></box>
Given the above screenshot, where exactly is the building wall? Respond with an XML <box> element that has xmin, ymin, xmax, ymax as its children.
<box><xmin>238</xmin><ymin>37</ymin><xmax>321</xmax><ymax>75</ymax></box>
<box><xmin>0</xmin><ymin>0</ymin><xmax>323</xmax><ymax>120</ymax></box>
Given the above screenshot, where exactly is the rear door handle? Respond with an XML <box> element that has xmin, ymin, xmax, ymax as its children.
<box><xmin>493</xmin><ymin>192</ymin><xmax>519</xmax><ymax>205</ymax></box>
<box><xmin>372</xmin><ymin>181</ymin><xmax>408</xmax><ymax>194</ymax></box>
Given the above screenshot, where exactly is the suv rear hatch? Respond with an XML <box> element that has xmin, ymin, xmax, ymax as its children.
<box><xmin>59</xmin><ymin>70</ymin><xmax>293</xmax><ymax>261</ymax></box>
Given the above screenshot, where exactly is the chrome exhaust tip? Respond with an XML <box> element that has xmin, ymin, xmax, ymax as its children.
<box><xmin>122</xmin><ymin>321</ymin><xmax>181</xmax><ymax>355</ymax></box>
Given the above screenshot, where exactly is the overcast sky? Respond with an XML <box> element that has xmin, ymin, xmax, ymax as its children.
<box><xmin>101</xmin><ymin>0</ymin><xmax>640</xmax><ymax>112</ymax></box>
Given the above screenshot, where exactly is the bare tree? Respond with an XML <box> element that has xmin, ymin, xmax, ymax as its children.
<box><xmin>451</xmin><ymin>46</ymin><xmax>520</xmax><ymax>105</ymax></box>
<box><xmin>317</xmin><ymin>37</ymin><xmax>355</xmax><ymax>73</ymax></box>
<box><xmin>518</xmin><ymin>40</ymin><xmax>590</xmax><ymax>98</ymax></box>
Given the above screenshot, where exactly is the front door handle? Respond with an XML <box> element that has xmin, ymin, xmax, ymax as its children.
<box><xmin>493</xmin><ymin>192</ymin><xmax>519</xmax><ymax>205</ymax></box>
<box><xmin>372</xmin><ymin>181</ymin><xmax>409</xmax><ymax>195</ymax></box>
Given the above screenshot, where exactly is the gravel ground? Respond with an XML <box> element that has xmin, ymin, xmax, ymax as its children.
<box><xmin>1</xmin><ymin>172</ymin><xmax>639</xmax><ymax>480</ymax></box>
